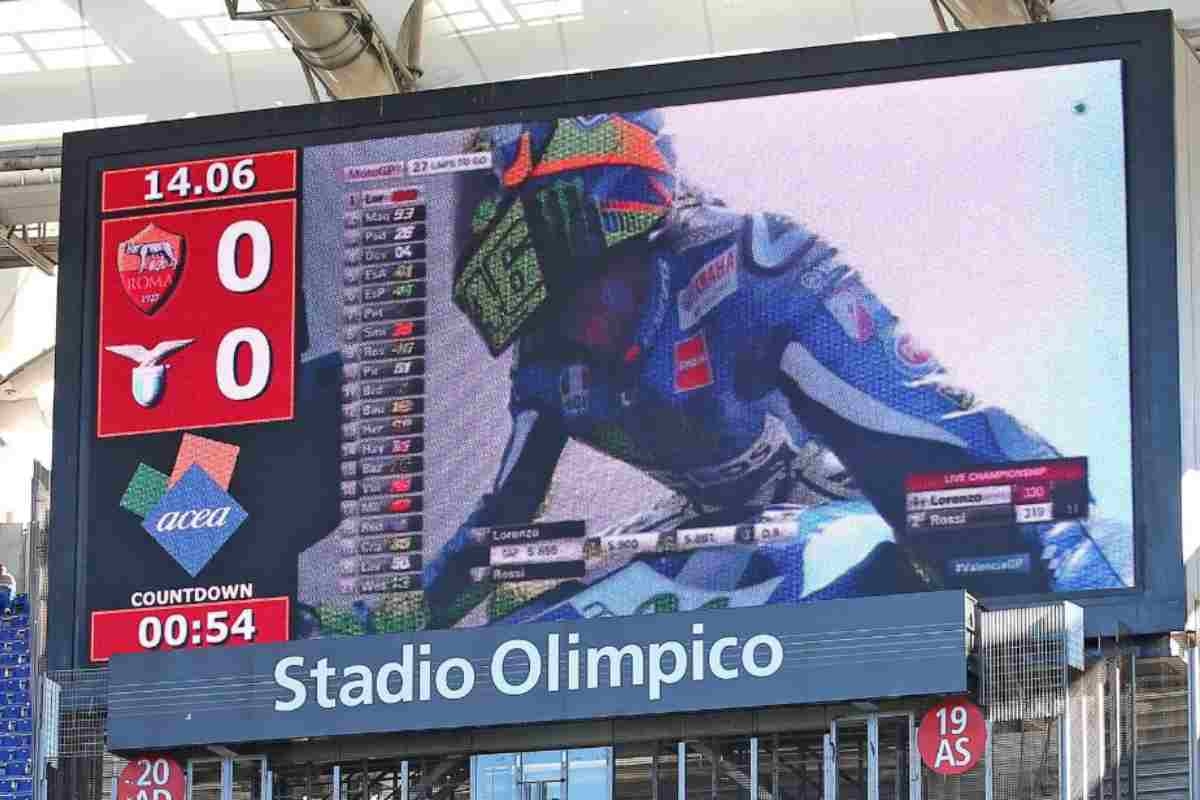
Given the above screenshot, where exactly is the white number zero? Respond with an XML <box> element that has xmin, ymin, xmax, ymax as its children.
<box><xmin>217</xmin><ymin>220</ymin><xmax>271</xmax><ymax>293</ymax></box>
<box><xmin>216</xmin><ymin>327</ymin><xmax>271</xmax><ymax>401</ymax></box>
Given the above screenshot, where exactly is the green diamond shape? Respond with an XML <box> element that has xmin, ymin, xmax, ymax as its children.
<box><xmin>119</xmin><ymin>463</ymin><xmax>168</xmax><ymax>519</ymax></box>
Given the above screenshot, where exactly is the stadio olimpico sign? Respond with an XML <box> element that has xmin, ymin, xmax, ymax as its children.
<box><xmin>273</xmin><ymin>626</ymin><xmax>787</xmax><ymax>710</ymax></box>
<box><xmin>107</xmin><ymin>592</ymin><xmax>976</xmax><ymax>751</ymax></box>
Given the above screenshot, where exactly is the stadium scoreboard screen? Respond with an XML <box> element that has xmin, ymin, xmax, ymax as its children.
<box><xmin>51</xmin><ymin>13</ymin><xmax>1186</xmax><ymax>669</ymax></box>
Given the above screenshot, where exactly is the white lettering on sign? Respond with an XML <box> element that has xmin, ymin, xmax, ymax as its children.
<box><xmin>918</xmin><ymin>698</ymin><xmax>987</xmax><ymax>775</ymax></box>
<box><xmin>130</xmin><ymin>583</ymin><xmax>254</xmax><ymax>607</ymax></box>
<box><xmin>154</xmin><ymin>507</ymin><xmax>232</xmax><ymax>532</ymax></box>
<box><xmin>272</xmin><ymin>624</ymin><xmax>785</xmax><ymax>711</ymax></box>
<box><xmin>117</xmin><ymin>756</ymin><xmax>185</xmax><ymax>800</ymax></box>
<box><xmin>407</xmin><ymin>152</ymin><xmax>493</xmax><ymax>176</ymax></box>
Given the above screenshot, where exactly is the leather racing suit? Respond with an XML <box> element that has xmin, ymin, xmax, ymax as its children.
<box><xmin>425</xmin><ymin>197</ymin><xmax>1129</xmax><ymax>628</ymax></box>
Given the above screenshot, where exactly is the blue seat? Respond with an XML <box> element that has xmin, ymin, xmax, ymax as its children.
<box><xmin>12</xmin><ymin>749</ymin><xmax>28</xmax><ymax>762</ymax></box>
<box><xmin>3</xmin><ymin>763</ymin><xmax>28</xmax><ymax>777</ymax></box>
<box><xmin>11</xmin><ymin>721</ymin><xmax>29</xmax><ymax>734</ymax></box>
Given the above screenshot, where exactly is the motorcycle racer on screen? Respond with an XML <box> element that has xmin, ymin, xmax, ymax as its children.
<box><xmin>425</xmin><ymin>111</ymin><xmax>1128</xmax><ymax>627</ymax></box>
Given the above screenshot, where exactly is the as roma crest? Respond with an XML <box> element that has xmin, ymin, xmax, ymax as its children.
<box><xmin>117</xmin><ymin>223</ymin><xmax>185</xmax><ymax>315</ymax></box>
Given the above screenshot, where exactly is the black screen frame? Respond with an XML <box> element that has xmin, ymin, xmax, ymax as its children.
<box><xmin>50</xmin><ymin>10</ymin><xmax>1185</xmax><ymax>669</ymax></box>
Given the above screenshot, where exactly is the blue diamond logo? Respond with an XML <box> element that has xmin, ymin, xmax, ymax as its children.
<box><xmin>142</xmin><ymin>464</ymin><xmax>247</xmax><ymax>577</ymax></box>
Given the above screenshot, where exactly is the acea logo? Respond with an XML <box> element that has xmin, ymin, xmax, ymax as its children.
<box><xmin>118</xmin><ymin>433</ymin><xmax>247</xmax><ymax>577</ymax></box>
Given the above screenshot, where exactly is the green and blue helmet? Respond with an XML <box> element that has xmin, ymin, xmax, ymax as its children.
<box><xmin>453</xmin><ymin>111</ymin><xmax>678</xmax><ymax>356</ymax></box>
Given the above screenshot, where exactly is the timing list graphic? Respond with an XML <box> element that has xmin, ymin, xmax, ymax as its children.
<box><xmin>337</xmin><ymin>182</ymin><xmax>430</xmax><ymax>627</ymax></box>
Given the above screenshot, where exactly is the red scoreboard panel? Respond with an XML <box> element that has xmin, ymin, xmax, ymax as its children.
<box><xmin>90</xmin><ymin>151</ymin><xmax>299</xmax><ymax>657</ymax></box>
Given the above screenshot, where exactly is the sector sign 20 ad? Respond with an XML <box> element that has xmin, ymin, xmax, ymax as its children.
<box><xmin>85</xmin><ymin>59</ymin><xmax>1133</xmax><ymax>663</ymax></box>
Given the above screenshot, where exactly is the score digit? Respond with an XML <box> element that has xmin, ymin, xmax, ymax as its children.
<box><xmin>216</xmin><ymin>328</ymin><xmax>271</xmax><ymax>400</ymax></box>
<box><xmin>212</xmin><ymin>219</ymin><xmax>274</xmax><ymax>401</ymax></box>
<box><xmin>217</xmin><ymin>220</ymin><xmax>272</xmax><ymax>292</ymax></box>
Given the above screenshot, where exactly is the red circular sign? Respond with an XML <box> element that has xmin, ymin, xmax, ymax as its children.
<box><xmin>917</xmin><ymin>698</ymin><xmax>987</xmax><ymax>775</ymax></box>
<box><xmin>117</xmin><ymin>755</ymin><xmax>185</xmax><ymax>800</ymax></box>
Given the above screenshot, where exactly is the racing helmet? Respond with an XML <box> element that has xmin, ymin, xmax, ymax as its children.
<box><xmin>453</xmin><ymin>111</ymin><xmax>678</xmax><ymax>356</ymax></box>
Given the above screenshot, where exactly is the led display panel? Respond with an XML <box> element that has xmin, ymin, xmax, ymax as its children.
<box><xmin>56</xmin><ymin>34</ymin><xmax>1182</xmax><ymax>667</ymax></box>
